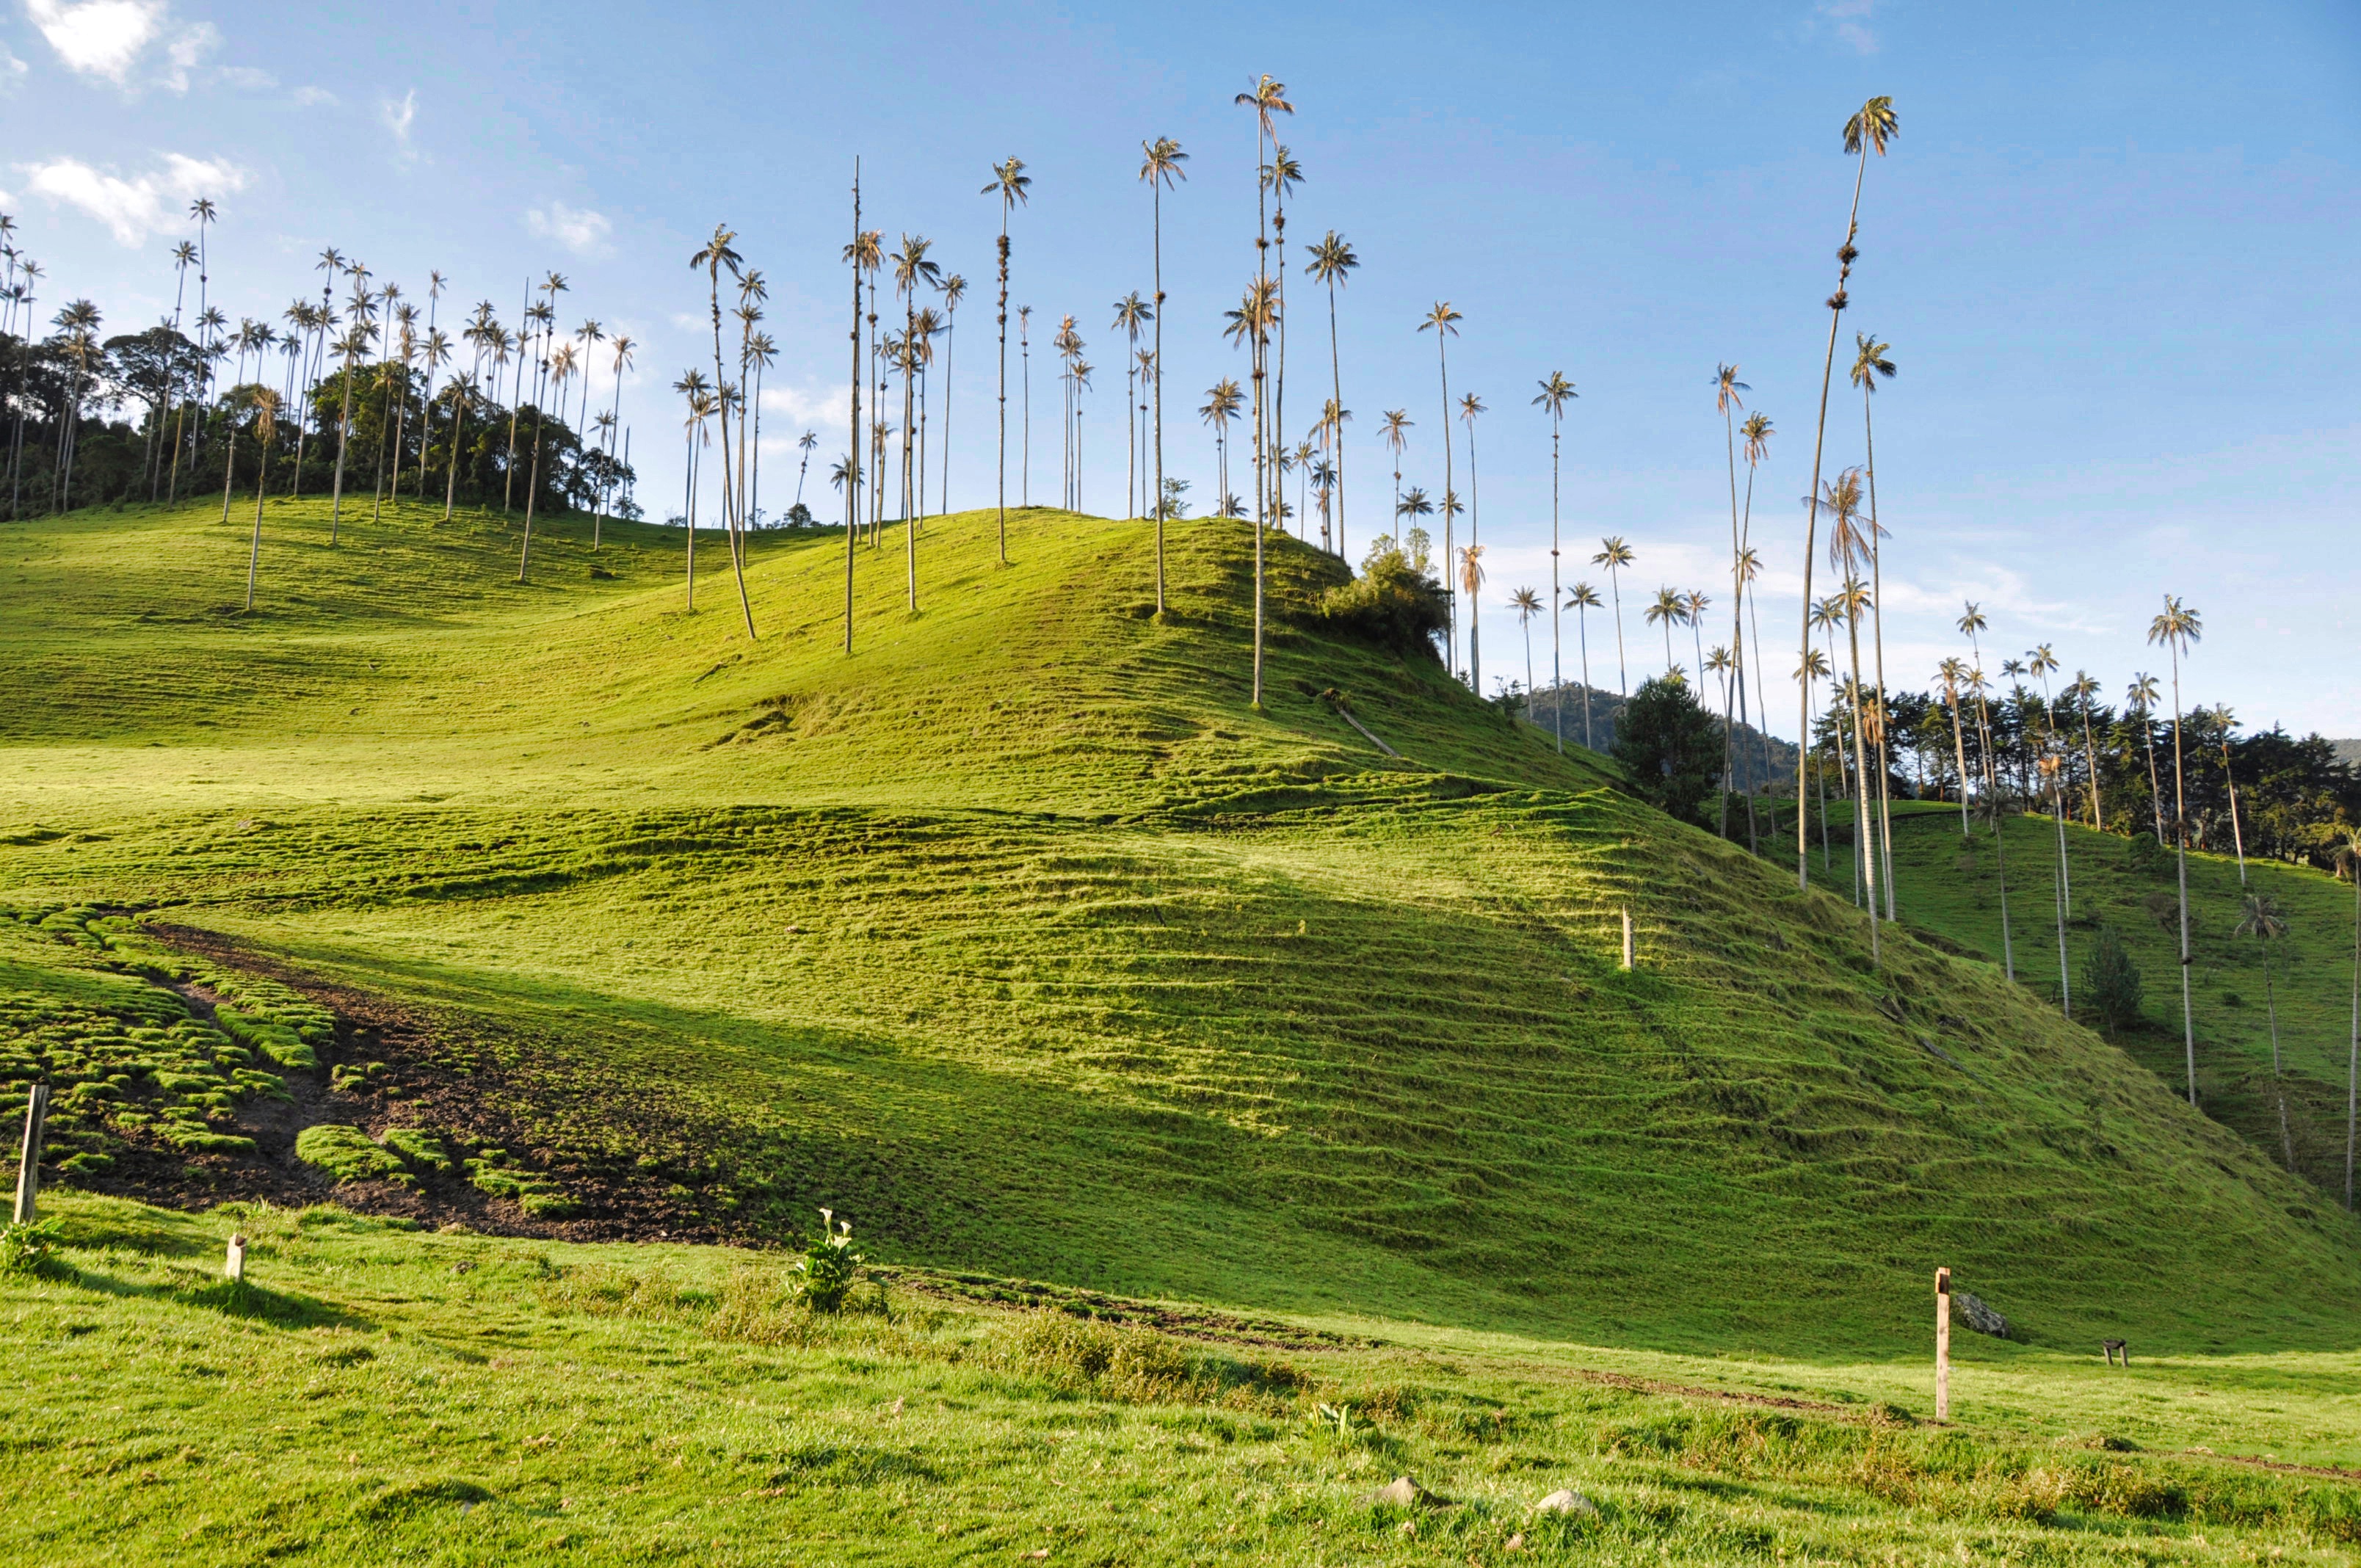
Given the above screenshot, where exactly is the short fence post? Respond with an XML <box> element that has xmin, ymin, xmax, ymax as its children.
<box><xmin>225</xmin><ymin>1233</ymin><xmax>247</xmax><ymax>1282</ymax></box>
<box><xmin>13</xmin><ymin>1082</ymin><xmax>48</xmax><ymax>1225</ymax></box>
<box><xmin>1934</xmin><ymin>1266</ymin><xmax>1952</xmax><ymax>1422</ymax></box>
<box><xmin>1620</xmin><ymin>908</ymin><xmax>1633</xmax><ymax>970</ymax></box>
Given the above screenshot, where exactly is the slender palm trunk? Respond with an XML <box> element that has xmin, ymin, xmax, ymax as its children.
<box><xmin>1465</xmin><ymin>417</ymin><xmax>1480</xmax><ymax>691</ymax></box>
<box><xmin>848</xmin><ymin>164</ymin><xmax>862</xmax><ymax>653</ymax></box>
<box><xmin>684</xmin><ymin>420</ymin><xmax>698</xmax><ymax>611</ymax></box>
<box><xmin>2144</xmin><ymin>722</ymin><xmax>2165</xmax><ymax>842</ymax></box>
<box><xmin>444</xmin><ymin>385</ymin><xmax>465</xmax><ymax>521</ymax></box>
<box><xmin>1578</xmin><ymin>608</ymin><xmax>1593</xmax><ymax>749</ymax></box>
<box><xmin>2265</xmin><ymin>950</ymin><xmax>2293</xmax><ymax>1172</ymax></box>
<box><xmin>1151</xmin><ymin>190</ymin><xmax>1167</xmax><ymax>606</ymax></box>
<box><xmin>1722</xmin><ymin>404</ymin><xmax>1741</xmax><ymax>837</ymax></box>
<box><xmin>1799</xmin><ymin>145</ymin><xmax>1872</xmax><ymax>891</ymax></box>
<box><xmin>1992</xmin><ymin>806</ymin><xmax>2016</xmax><ymax>981</ymax></box>
<box><xmin>2348</xmin><ymin>871</ymin><xmax>2359</xmax><ymax>1211</ymax></box>
<box><xmin>996</xmin><ymin>204</ymin><xmax>1010</xmax><ymax>565</ymax></box>
<box><xmin>244</xmin><ymin>431</ymin><xmax>271</xmax><ymax>609</ymax></box>
<box><xmin>1610</xmin><ymin>568</ymin><xmax>1627</xmax><ymax>695</ymax></box>
<box><xmin>1435</xmin><ymin>335</ymin><xmax>1455</xmax><ymax>676</ymax></box>
<box><xmin>1548</xmin><ymin>417</ymin><xmax>1563</xmax><ymax>752</ymax></box>
<box><xmin>2169</xmin><ymin>650</ymin><xmax>2196</xmax><ymax>1106</ymax></box>
<box><xmin>903</xmin><ymin>302</ymin><xmax>918</xmax><ymax>611</ymax></box>
<box><xmin>1949</xmin><ymin>694</ymin><xmax>1970</xmax><ymax>832</ymax></box>
<box><xmin>1863</xmin><ymin>393</ymin><xmax>1897</xmax><ymax>920</ymax></box>
<box><xmin>329</xmin><ymin>351</ymin><xmax>357</xmax><ymax>545</ymax></box>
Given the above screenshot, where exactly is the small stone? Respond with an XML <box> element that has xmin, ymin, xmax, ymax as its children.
<box><xmin>1504</xmin><ymin>1532</ymin><xmax>1526</xmax><ymax>1552</ymax></box>
<box><xmin>1533</xmin><ymin>1489</ymin><xmax>1597</xmax><ymax>1515</ymax></box>
<box><xmin>1366</xmin><ymin>1476</ymin><xmax>1449</xmax><ymax>1509</ymax></box>
<box><xmin>1954</xmin><ymin>1290</ymin><xmax>2009</xmax><ymax>1339</ymax></box>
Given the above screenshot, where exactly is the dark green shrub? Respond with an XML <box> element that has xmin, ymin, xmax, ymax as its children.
<box><xmin>1610</xmin><ymin>675</ymin><xmax>1722</xmax><ymax>826</ymax></box>
<box><xmin>2081</xmin><ymin>926</ymin><xmax>2144</xmax><ymax>1035</ymax></box>
<box><xmin>1319</xmin><ymin>550</ymin><xmax>1448</xmax><ymax>660</ymax></box>
<box><xmin>792</xmin><ymin>1207</ymin><xmax>866</xmax><ymax>1312</ymax></box>
<box><xmin>2125</xmin><ymin>832</ymin><xmax>2165</xmax><ymax>874</ymax></box>
<box><xmin>0</xmin><ymin>1218</ymin><xmax>68</xmax><ymax>1277</ymax></box>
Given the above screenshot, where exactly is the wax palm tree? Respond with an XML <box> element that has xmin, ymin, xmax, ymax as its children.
<box><xmin>600</xmin><ymin>335</ymin><xmax>634</xmax><ymax>543</ymax></box>
<box><xmin>1737</xmin><ymin>411</ymin><xmax>1775</xmax><ymax>816</ymax></box>
<box><xmin>794</xmin><ymin>429</ymin><xmax>818</xmax><ymax>507</ymax></box>
<box><xmin>1200</xmin><ymin>378</ymin><xmax>1241</xmax><ymax>505</ymax></box>
<box><xmin>935</xmin><ymin>272</ymin><xmax>965</xmax><ymax>516</ymax></box>
<box><xmin>982</xmin><ymin>156</ymin><xmax>1031</xmax><ymax>563</ymax></box>
<box><xmin>891</xmin><ymin>236</ymin><xmax>940</xmax><ymax>609</ymax></box>
<box><xmin>1819</xmin><ymin>468</ymin><xmax>1882</xmax><ymax>956</ymax></box>
<box><xmin>158</xmin><ymin>239</ymin><xmax>197</xmax><ymax>498</ymax></box>
<box><xmin>1138</xmin><ymin>139</ymin><xmax>1184</xmax><ymax>603</ymax></box>
<box><xmin>2026</xmin><ymin>642</ymin><xmax>2072</xmax><ymax>934</ymax></box>
<box><xmin>1509</xmin><ymin>586</ymin><xmax>1542</xmax><ymax>703</ymax></box>
<box><xmin>1712</xmin><ymin>363</ymin><xmax>1751</xmax><ymax>832</ymax></box>
<box><xmin>2340</xmin><ymin>827</ymin><xmax>2361</xmax><ymax>1210</ymax></box>
<box><xmin>688</xmin><ymin>227</ymin><xmax>755</xmax><ymax>634</ymax></box>
<box><xmin>1111</xmin><ymin>291</ymin><xmax>1151</xmax><ymax>518</ymax></box>
<box><xmin>243</xmin><ymin>388</ymin><xmax>280</xmax><ymax>610</ymax></box>
<box><xmin>1796</xmin><ymin>95</ymin><xmax>1899</xmax><ymax>893</ymax></box>
<box><xmin>1222</xmin><ymin>282</ymin><xmax>1280</xmax><ymax>708</ymax></box>
<box><xmin>1531</xmin><ymin>371</ymin><xmax>1578</xmax><ymax>751</ymax></box>
<box><xmin>2236</xmin><ymin>893</ymin><xmax>2296</xmax><ymax>1172</ymax></box>
<box><xmin>1958</xmin><ymin>600</ymin><xmax>1998</xmax><ymax>791</ymax></box>
<box><xmin>2127</xmin><ymin>672</ymin><xmax>2166</xmax><ymax>841</ymax></box>
<box><xmin>1683</xmin><ymin>590</ymin><xmax>1711</xmax><ymax>690</ymax></box>
<box><xmin>48</xmin><ymin>298</ymin><xmax>99</xmax><ymax>509</ymax></box>
<box><xmin>327</xmin><ymin>308</ymin><xmax>373</xmax><ymax>546</ymax></box>
<box><xmin>1937</xmin><ymin>657</ymin><xmax>1973</xmax><ymax>830</ymax></box>
<box><xmin>1799</xmin><ymin>632</ymin><xmax>1838</xmax><ymax>871</ymax></box>
<box><xmin>2149</xmin><ymin>595</ymin><xmax>2203</xmax><ymax>1105</ymax></box>
<box><xmin>1418</xmin><ymin>302</ymin><xmax>1463</xmax><ymax>665</ymax></box>
<box><xmin>1305</xmin><ymin>229</ymin><xmax>1357</xmax><ymax>558</ymax></box>
<box><xmin>1236</xmin><ymin>76</ymin><xmax>1292</xmax><ymax>524</ymax></box>
<box><xmin>1457</xmin><ymin>391</ymin><xmax>1487</xmax><ymax>686</ymax></box>
<box><xmin>1564</xmin><ymin>582</ymin><xmax>1601</xmax><ymax>749</ymax></box>
<box><xmin>1592</xmin><ymin>537</ymin><xmax>1636</xmax><ymax>694</ymax></box>
<box><xmin>1844</xmin><ymin>332</ymin><xmax>1900</xmax><ymax>912</ymax></box>
<box><xmin>1644</xmin><ymin>587</ymin><xmax>1686</xmax><ymax>674</ymax></box>
<box><xmin>675</xmin><ymin>369</ymin><xmax>712</xmax><ymax>609</ymax></box>
<box><xmin>1379</xmin><ymin>409</ymin><xmax>1412</xmax><ymax>539</ymax></box>
<box><xmin>1974</xmin><ymin>786</ymin><xmax>2017</xmax><ymax>982</ymax></box>
<box><xmin>1457</xmin><ymin>545</ymin><xmax>1486</xmax><ymax>686</ymax></box>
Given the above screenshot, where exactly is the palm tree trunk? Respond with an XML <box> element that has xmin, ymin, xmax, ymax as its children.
<box><xmin>684</xmin><ymin>420</ymin><xmax>697</xmax><ymax>611</ymax></box>
<box><xmin>245</xmin><ymin>432</ymin><xmax>270</xmax><ymax>609</ymax></box>
<box><xmin>1578</xmin><ymin>609</ymin><xmax>1592</xmax><ymax>749</ymax></box>
<box><xmin>996</xmin><ymin>202</ymin><xmax>1010</xmax><ymax>565</ymax></box>
<box><xmin>1549</xmin><ymin>417</ymin><xmax>1562</xmax><ymax>752</ymax></box>
<box><xmin>1150</xmin><ymin>188</ymin><xmax>1165</xmax><ymax>606</ymax></box>
<box><xmin>904</xmin><ymin>307</ymin><xmax>918</xmax><ymax>611</ymax></box>
<box><xmin>444</xmin><ymin>388</ymin><xmax>465</xmax><ymax>521</ymax></box>
<box><xmin>2170</xmin><ymin>648</ymin><xmax>2196</xmax><ymax>1106</ymax></box>
<box><xmin>1435</xmin><ymin>335</ymin><xmax>1454</xmax><ymax>677</ymax></box>
<box><xmin>1949</xmin><ymin>694</ymin><xmax>1970</xmax><ymax>833</ymax></box>
<box><xmin>1846</xmin><ymin>624</ymin><xmax>1879</xmax><ymax>961</ymax></box>
<box><xmin>1992</xmin><ymin>806</ymin><xmax>2015</xmax><ymax>981</ymax></box>
<box><xmin>1465</xmin><ymin>418</ymin><xmax>1480</xmax><ymax>692</ymax></box>
<box><xmin>2266</xmin><ymin>951</ymin><xmax>2293</xmax><ymax>1172</ymax></box>
<box><xmin>1722</xmin><ymin>404</ymin><xmax>1741</xmax><ymax>837</ymax></box>
<box><xmin>1863</xmin><ymin>396</ymin><xmax>1898</xmax><ymax>921</ymax></box>
<box><xmin>1798</xmin><ymin>143</ymin><xmax>1873</xmax><ymax>892</ymax></box>
<box><xmin>330</xmin><ymin>352</ymin><xmax>356</xmax><ymax>545</ymax></box>
<box><xmin>1610</xmin><ymin>569</ymin><xmax>1627</xmax><ymax>695</ymax></box>
<box><xmin>848</xmin><ymin>163</ymin><xmax>863</xmax><ymax>653</ymax></box>
<box><xmin>2348</xmin><ymin>871</ymin><xmax>2358</xmax><ymax>1211</ymax></box>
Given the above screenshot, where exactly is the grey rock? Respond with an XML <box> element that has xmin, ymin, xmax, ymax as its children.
<box><xmin>1533</xmin><ymin>1489</ymin><xmax>1597</xmax><ymax>1515</ymax></box>
<box><xmin>1366</xmin><ymin>1476</ymin><xmax>1450</xmax><ymax>1509</ymax></box>
<box><xmin>1954</xmin><ymin>1290</ymin><xmax>2009</xmax><ymax>1338</ymax></box>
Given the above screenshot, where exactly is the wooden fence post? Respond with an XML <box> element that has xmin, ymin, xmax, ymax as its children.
<box><xmin>225</xmin><ymin>1233</ymin><xmax>247</xmax><ymax>1282</ymax></box>
<box><xmin>13</xmin><ymin>1082</ymin><xmax>48</xmax><ymax>1226</ymax></box>
<box><xmin>1620</xmin><ymin>908</ymin><xmax>1633</xmax><ymax>970</ymax></box>
<box><xmin>1934</xmin><ymin>1266</ymin><xmax>1951</xmax><ymax>1422</ymax></box>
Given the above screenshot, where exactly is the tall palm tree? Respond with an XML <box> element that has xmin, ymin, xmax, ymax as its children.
<box><xmin>186</xmin><ymin>197</ymin><xmax>217</xmax><ymax>476</ymax></box>
<box><xmin>1139</xmin><ymin>139</ymin><xmax>1185</xmax><ymax>606</ymax></box>
<box><xmin>1200</xmin><ymin>378</ymin><xmax>1241</xmax><ymax>507</ymax></box>
<box><xmin>48</xmin><ymin>300</ymin><xmax>100</xmax><ymax>511</ymax></box>
<box><xmin>1379</xmin><ymin>409</ymin><xmax>1411</xmax><ymax>540</ymax></box>
<box><xmin>2127</xmin><ymin>672</ymin><xmax>2166</xmax><ymax>841</ymax></box>
<box><xmin>795</xmin><ymin>429</ymin><xmax>818</xmax><ymax>507</ymax></box>
<box><xmin>2236</xmin><ymin>893</ymin><xmax>2296</xmax><ymax>1173</ymax></box>
<box><xmin>1457</xmin><ymin>545</ymin><xmax>1487</xmax><ymax>686</ymax></box>
<box><xmin>1821</xmin><ymin>469</ymin><xmax>1882</xmax><ymax>959</ymax></box>
<box><xmin>159</xmin><ymin>239</ymin><xmax>197</xmax><ymax>499</ymax></box>
<box><xmin>1459</xmin><ymin>391</ymin><xmax>1486</xmax><ymax>688</ymax></box>
<box><xmin>1565</xmin><ymin>582</ymin><xmax>1601</xmax><ymax>749</ymax></box>
<box><xmin>1739</xmin><ymin>412</ymin><xmax>1776</xmax><ymax>816</ymax></box>
<box><xmin>1974</xmin><ymin>785</ymin><xmax>2017</xmax><ymax>983</ymax></box>
<box><xmin>890</xmin><ymin>235</ymin><xmax>940</xmax><ymax>609</ymax></box>
<box><xmin>1959</xmin><ymin>601</ymin><xmax>1998</xmax><ymax>793</ymax></box>
<box><xmin>244</xmin><ymin>388</ymin><xmax>280</xmax><ymax>610</ymax></box>
<box><xmin>1591</xmin><ymin>537</ymin><xmax>1636</xmax><ymax>694</ymax></box>
<box><xmin>2027</xmin><ymin>644</ymin><xmax>2072</xmax><ymax>967</ymax></box>
<box><xmin>1684</xmin><ymin>592</ymin><xmax>1711</xmax><ymax>700</ymax></box>
<box><xmin>689</xmin><ymin>228</ymin><xmax>755</xmax><ymax>635</ymax></box>
<box><xmin>1937</xmin><ymin>656</ymin><xmax>1973</xmax><ymax>831</ymax></box>
<box><xmin>936</xmin><ymin>272</ymin><xmax>964</xmax><ymax>516</ymax></box>
<box><xmin>1532</xmin><ymin>372</ymin><xmax>1578</xmax><ymax>752</ymax></box>
<box><xmin>1418</xmin><ymin>302</ymin><xmax>1463</xmax><ymax>667</ymax></box>
<box><xmin>2341</xmin><ymin>826</ymin><xmax>2361</xmax><ymax>1211</ymax></box>
<box><xmin>1111</xmin><ymin>291</ymin><xmax>1151</xmax><ymax>517</ymax></box>
<box><xmin>1306</xmin><ymin>230</ymin><xmax>1357</xmax><ymax>559</ymax></box>
<box><xmin>1236</xmin><ymin>76</ymin><xmax>1292</xmax><ymax>537</ymax></box>
<box><xmin>1395</xmin><ymin>487</ymin><xmax>1433</xmax><ymax>560</ymax></box>
<box><xmin>984</xmin><ymin>156</ymin><xmax>1031</xmax><ymax>565</ymax></box>
<box><xmin>1510</xmin><ymin>586</ymin><xmax>1542</xmax><ymax>703</ymax></box>
<box><xmin>2070</xmin><ymin>671</ymin><xmax>2106</xmax><ymax>829</ymax></box>
<box><xmin>327</xmin><ymin>302</ymin><xmax>373</xmax><ymax>547</ymax></box>
<box><xmin>1645</xmin><ymin>587</ymin><xmax>1686</xmax><ymax>678</ymax></box>
<box><xmin>843</xmin><ymin>168</ymin><xmax>871</xmax><ymax>648</ymax></box>
<box><xmin>1850</xmin><ymin>332</ymin><xmax>1901</xmax><ymax>916</ymax></box>
<box><xmin>1799</xmin><ymin>634</ymin><xmax>1837</xmax><ymax>871</ymax></box>
<box><xmin>2149</xmin><ymin>595</ymin><xmax>2203</xmax><ymax>1105</ymax></box>
<box><xmin>675</xmin><ymin>369</ymin><xmax>712</xmax><ymax>609</ymax></box>
<box><xmin>1796</xmin><ymin>95</ymin><xmax>1899</xmax><ymax>893</ymax></box>
<box><xmin>1222</xmin><ymin>283</ymin><xmax>1279</xmax><ymax>706</ymax></box>
<box><xmin>600</xmin><ymin>335</ymin><xmax>634</xmax><ymax>545</ymax></box>
<box><xmin>1264</xmin><ymin>142</ymin><xmax>1303</xmax><ymax>528</ymax></box>
<box><xmin>1018</xmin><ymin>303</ymin><xmax>1031</xmax><ymax>509</ymax></box>
<box><xmin>1713</xmin><ymin>363</ymin><xmax>1751</xmax><ymax>834</ymax></box>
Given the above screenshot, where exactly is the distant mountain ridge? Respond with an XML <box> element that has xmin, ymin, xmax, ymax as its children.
<box><xmin>1525</xmin><ymin>681</ymin><xmax>1801</xmax><ymax>791</ymax></box>
<box><xmin>2332</xmin><ymin>738</ymin><xmax>2361</xmax><ymax>770</ymax></box>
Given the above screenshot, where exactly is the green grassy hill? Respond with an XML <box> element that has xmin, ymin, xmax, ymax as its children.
<box><xmin>1816</xmin><ymin>799</ymin><xmax>2361</xmax><ymax>1197</ymax></box>
<box><xmin>3</xmin><ymin>494</ymin><xmax>2356</xmax><ymax>1359</ymax></box>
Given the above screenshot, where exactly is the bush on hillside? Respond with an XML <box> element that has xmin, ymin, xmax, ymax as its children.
<box><xmin>2125</xmin><ymin>832</ymin><xmax>2165</xmax><ymax>874</ymax></box>
<box><xmin>791</xmin><ymin>1207</ymin><xmax>866</xmax><ymax>1313</ymax></box>
<box><xmin>1320</xmin><ymin>550</ymin><xmax>1448</xmax><ymax>661</ymax></box>
<box><xmin>1611</xmin><ymin>675</ymin><xmax>1722</xmax><ymax>826</ymax></box>
<box><xmin>2082</xmin><ymin>926</ymin><xmax>2144</xmax><ymax>1035</ymax></box>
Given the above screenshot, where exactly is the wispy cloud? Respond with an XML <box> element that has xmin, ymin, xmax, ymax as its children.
<box><xmin>1813</xmin><ymin>0</ymin><xmax>1878</xmax><ymax>54</ymax></box>
<box><xmin>759</xmin><ymin>382</ymin><xmax>852</xmax><ymax>435</ymax></box>
<box><xmin>0</xmin><ymin>45</ymin><xmax>28</xmax><ymax>90</ymax></box>
<box><xmin>24</xmin><ymin>0</ymin><xmax>213</xmax><ymax>90</ymax></box>
<box><xmin>18</xmin><ymin>150</ymin><xmax>247</xmax><ymax>244</ymax></box>
<box><xmin>291</xmin><ymin>84</ymin><xmax>334</xmax><ymax>106</ymax></box>
<box><xmin>527</xmin><ymin>201</ymin><xmax>612</xmax><ymax>258</ymax></box>
<box><xmin>380</xmin><ymin>87</ymin><xmax>417</xmax><ymax>159</ymax></box>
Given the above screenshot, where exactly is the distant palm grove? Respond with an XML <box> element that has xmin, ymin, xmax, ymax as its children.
<box><xmin>1</xmin><ymin>87</ymin><xmax>2354</xmax><ymax>890</ymax></box>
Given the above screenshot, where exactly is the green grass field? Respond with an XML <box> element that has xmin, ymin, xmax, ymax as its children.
<box><xmin>2</xmin><ymin>494</ymin><xmax>2357</xmax><ymax>1561</ymax></box>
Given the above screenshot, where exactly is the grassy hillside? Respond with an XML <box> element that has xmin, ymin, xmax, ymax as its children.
<box><xmin>2</xmin><ymin>494</ymin><xmax>2356</xmax><ymax>1360</ymax></box>
<box><xmin>1814</xmin><ymin>800</ymin><xmax>2361</xmax><ymax>1197</ymax></box>
<box><xmin>7</xmin><ymin>1190</ymin><xmax>2360</xmax><ymax>1567</ymax></box>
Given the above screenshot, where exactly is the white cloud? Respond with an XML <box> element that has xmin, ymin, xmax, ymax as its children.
<box><xmin>24</xmin><ymin>0</ymin><xmax>211</xmax><ymax>90</ymax></box>
<box><xmin>758</xmin><ymin>382</ymin><xmax>852</xmax><ymax>436</ymax></box>
<box><xmin>381</xmin><ymin>87</ymin><xmax>416</xmax><ymax>158</ymax></box>
<box><xmin>526</xmin><ymin>200</ymin><xmax>612</xmax><ymax>258</ymax></box>
<box><xmin>19</xmin><ymin>150</ymin><xmax>247</xmax><ymax>244</ymax></box>
<box><xmin>1813</xmin><ymin>0</ymin><xmax>1877</xmax><ymax>54</ymax></box>
<box><xmin>0</xmin><ymin>45</ymin><xmax>28</xmax><ymax>88</ymax></box>
<box><xmin>291</xmin><ymin>84</ymin><xmax>334</xmax><ymax>106</ymax></box>
<box><xmin>217</xmin><ymin>63</ymin><xmax>272</xmax><ymax>90</ymax></box>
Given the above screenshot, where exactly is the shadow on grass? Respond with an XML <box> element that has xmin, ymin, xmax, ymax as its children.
<box><xmin>54</xmin><ymin>1262</ymin><xmax>374</xmax><ymax>1330</ymax></box>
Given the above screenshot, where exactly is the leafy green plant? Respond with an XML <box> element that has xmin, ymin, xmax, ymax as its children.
<box><xmin>294</xmin><ymin>1125</ymin><xmax>410</xmax><ymax>1186</ymax></box>
<box><xmin>2082</xmin><ymin>926</ymin><xmax>2145</xmax><ymax>1037</ymax></box>
<box><xmin>1611</xmin><ymin>675</ymin><xmax>1722</xmax><ymax>826</ymax></box>
<box><xmin>0</xmin><ymin>1217</ymin><xmax>68</xmax><ymax>1277</ymax></box>
<box><xmin>1319</xmin><ymin>549</ymin><xmax>1449</xmax><ymax>659</ymax></box>
<box><xmin>791</xmin><ymin>1207</ymin><xmax>866</xmax><ymax>1313</ymax></box>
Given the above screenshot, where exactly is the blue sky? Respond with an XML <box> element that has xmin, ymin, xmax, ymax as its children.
<box><xmin>4</xmin><ymin>0</ymin><xmax>2356</xmax><ymax>739</ymax></box>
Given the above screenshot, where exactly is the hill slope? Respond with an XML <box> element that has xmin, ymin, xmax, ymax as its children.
<box><xmin>1</xmin><ymin>495</ymin><xmax>2354</xmax><ymax>1356</ymax></box>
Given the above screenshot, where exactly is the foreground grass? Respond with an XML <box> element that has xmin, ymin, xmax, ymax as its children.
<box><xmin>6</xmin><ymin>1191</ymin><xmax>2360</xmax><ymax>1567</ymax></box>
<box><xmin>2</xmin><ymin>496</ymin><xmax>2357</xmax><ymax>1361</ymax></box>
